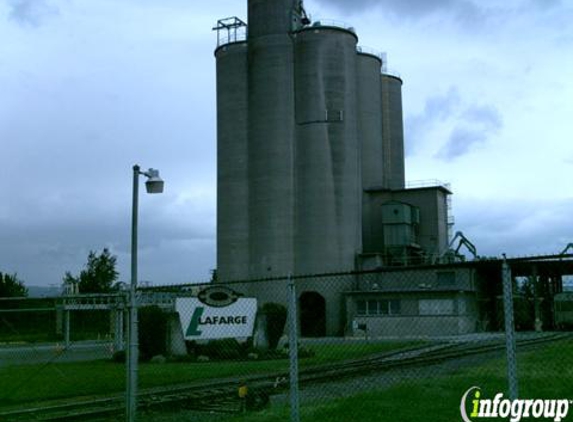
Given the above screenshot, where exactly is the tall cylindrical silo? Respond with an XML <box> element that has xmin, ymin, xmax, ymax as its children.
<box><xmin>357</xmin><ymin>52</ymin><xmax>383</xmax><ymax>253</ymax></box>
<box><xmin>215</xmin><ymin>42</ymin><xmax>249</xmax><ymax>281</ymax></box>
<box><xmin>357</xmin><ymin>52</ymin><xmax>383</xmax><ymax>190</ymax></box>
<box><xmin>293</xmin><ymin>26</ymin><xmax>361</xmax><ymax>275</ymax></box>
<box><xmin>381</xmin><ymin>73</ymin><xmax>405</xmax><ymax>190</ymax></box>
<box><xmin>248</xmin><ymin>0</ymin><xmax>305</xmax><ymax>38</ymax></box>
<box><xmin>247</xmin><ymin>0</ymin><xmax>302</xmax><ymax>279</ymax></box>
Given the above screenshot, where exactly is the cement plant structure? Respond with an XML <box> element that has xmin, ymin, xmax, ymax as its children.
<box><xmin>215</xmin><ymin>0</ymin><xmax>451</xmax><ymax>281</ymax></box>
<box><xmin>214</xmin><ymin>0</ymin><xmax>459</xmax><ymax>336</ymax></box>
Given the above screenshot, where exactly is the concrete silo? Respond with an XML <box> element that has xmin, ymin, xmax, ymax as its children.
<box><xmin>381</xmin><ymin>74</ymin><xmax>406</xmax><ymax>190</ymax></box>
<box><xmin>246</xmin><ymin>0</ymin><xmax>306</xmax><ymax>279</ymax></box>
<box><xmin>215</xmin><ymin>41</ymin><xmax>249</xmax><ymax>282</ymax></box>
<box><xmin>357</xmin><ymin>51</ymin><xmax>384</xmax><ymax>252</ymax></box>
<box><xmin>214</xmin><ymin>0</ymin><xmax>413</xmax><ymax>281</ymax></box>
<box><xmin>357</xmin><ymin>51</ymin><xmax>384</xmax><ymax>190</ymax></box>
<box><xmin>293</xmin><ymin>25</ymin><xmax>361</xmax><ymax>275</ymax></box>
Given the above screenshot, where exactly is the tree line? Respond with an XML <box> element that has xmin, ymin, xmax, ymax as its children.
<box><xmin>1</xmin><ymin>248</ymin><xmax>119</xmax><ymax>298</ymax></box>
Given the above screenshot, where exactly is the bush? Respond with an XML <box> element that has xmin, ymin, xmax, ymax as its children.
<box><xmin>193</xmin><ymin>338</ymin><xmax>244</xmax><ymax>360</ymax></box>
<box><xmin>208</xmin><ymin>338</ymin><xmax>243</xmax><ymax>359</ymax></box>
<box><xmin>260</xmin><ymin>303</ymin><xmax>287</xmax><ymax>350</ymax></box>
<box><xmin>138</xmin><ymin>306</ymin><xmax>168</xmax><ymax>361</ymax></box>
<box><xmin>112</xmin><ymin>350</ymin><xmax>126</xmax><ymax>363</ymax></box>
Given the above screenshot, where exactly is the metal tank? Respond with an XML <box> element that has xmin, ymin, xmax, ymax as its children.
<box><xmin>293</xmin><ymin>25</ymin><xmax>361</xmax><ymax>275</ymax></box>
<box><xmin>215</xmin><ymin>42</ymin><xmax>249</xmax><ymax>281</ymax></box>
<box><xmin>247</xmin><ymin>0</ymin><xmax>304</xmax><ymax>279</ymax></box>
<box><xmin>381</xmin><ymin>73</ymin><xmax>406</xmax><ymax>190</ymax></box>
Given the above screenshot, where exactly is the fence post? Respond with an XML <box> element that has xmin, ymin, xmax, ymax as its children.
<box><xmin>64</xmin><ymin>310</ymin><xmax>70</xmax><ymax>348</ymax></box>
<box><xmin>502</xmin><ymin>256</ymin><xmax>519</xmax><ymax>399</ymax></box>
<box><xmin>126</xmin><ymin>289</ymin><xmax>139</xmax><ymax>422</ymax></box>
<box><xmin>532</xmin><ymin>265</ymin><xmax>542</xmax><ymax>332</ymax></box>
<box><xmin>288</xmin><ymin>276</ymin><xmax>300</xmax><ymax>422</ymax></box>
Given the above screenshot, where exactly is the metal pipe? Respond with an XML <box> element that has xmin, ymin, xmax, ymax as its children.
<box><xmin>288</xmin><ymin>276</ymin><xmax>300</xmax><ymax>422</ymax></box>
<box><xmin>126</xmin><ymin>164</ymin><xmax>140</xmax><ymax>422</ymax></box>
<box><xmin>502</xmin><ymin>256</ymin><xmax>519</xmax><ymax>400</ymax></box>
<box><xmin>64</xmin><ymin>310</ymin><xmax>70</xmax><ymax>348</ymax></box>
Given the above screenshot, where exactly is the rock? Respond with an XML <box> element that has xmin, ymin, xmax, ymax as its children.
<box><xmin>197</xmin><ymin>355</ymin><xmax>210</xmax><ymax>362</ymax></box>
<box><xmin>247</xmin><ymin>352</ymin><xmax>259</xmax><ymax>360</ymax></box>
<box><xmin>150</xmin><ymin>355</ymin><xmax>166</xmax><ymax>364</ymax></box>
<box><xmin>277</xmin><ymin>334</ymin><xmax>289</xmax><ymax>349</ymax></box>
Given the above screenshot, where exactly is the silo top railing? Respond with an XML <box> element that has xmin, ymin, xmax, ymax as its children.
<box><xmin>406</xmin><ymin>179</ymin><xmax>451</xmax><ymax>190</ymax></box>
<box><xmin>310</xmin><ymin>19</ymin><xmax>356</xmax><ymax>33</ymax></box>
<box><xmin>356</xmin><ymin>46</ymin><xmax>383</xmax><ymax>60</ymax></box>
<box><xmin>213</xmin><ymin>17</ymin><xmax>247</xmax><ymax>47</ymax></box>
<box><xmin>382</xmin><ymin>69</ymin><xmax>402</xmax><ymax>79</ymax></box>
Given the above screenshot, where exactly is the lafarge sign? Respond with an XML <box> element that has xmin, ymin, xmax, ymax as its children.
<box><xmin>176</xmin><ymin>287</ymin><xmax>257</xmax><ymax>340</ymax></box>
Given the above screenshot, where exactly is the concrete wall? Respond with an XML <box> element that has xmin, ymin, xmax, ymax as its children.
<box><xmin>229</xmin><ymin>274</ymin><xmax>355</xmax><ymax>337</ymax></box>
<box><xmin>352</xmin><ymin>315</ymin><xmax>477</xmax><ymax>337</ymax></box>
<box><xmin>346</xmin><ymin>290</ymin><xmax>479</xmax><ymax>337</ymax></box>
<box><xmin>356</xmin><ymin>267</ymin><xmax>476</xmax><ymax>292</ymax></box>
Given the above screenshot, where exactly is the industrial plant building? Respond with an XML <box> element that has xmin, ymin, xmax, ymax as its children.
<box><xmin>212</xmin><ymin>0</ymin><xmax>486</xmax><ymax>337</ymax></box>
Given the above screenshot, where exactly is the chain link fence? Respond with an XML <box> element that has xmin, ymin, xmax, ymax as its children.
<box><xmin>1</xmin><ymin>254</ymin><xmax>572</xmax><ymax>421</ymax></box>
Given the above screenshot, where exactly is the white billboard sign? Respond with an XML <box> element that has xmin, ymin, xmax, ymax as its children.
<box><xmin>176</xmin><ymin>297</ymin><xmax>257</xmax><ymax>340</ymax></box>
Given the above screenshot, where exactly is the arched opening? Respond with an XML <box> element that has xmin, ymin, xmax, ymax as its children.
<box><xmin>299</xmin><ymin>291</ymin><xmax>326</xmax><ymax>337</ymax></box>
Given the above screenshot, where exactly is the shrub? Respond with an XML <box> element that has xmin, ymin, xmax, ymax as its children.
<box><xmin>138</xmin><ymin>306</ymin><xmax>168</xmax><ymax>361</ymax></box>
<box><xmin>260</xmin><ymin>303</ymin><xmax>287</xmax><ymax>350</ymax></box>
<box><xmin>186</xmin><ymin>338</ymin><xmax>247</xmax><ymax>360</ymax></box>
<box><xmin>112</xmin><ymin>350</ymin><xmax>126</xmax><ymax>363</ymax></box>
<box><xmin>204</xmin><ymin>338</ymin><xmax>242</xmax><ymax>360</ymax></box>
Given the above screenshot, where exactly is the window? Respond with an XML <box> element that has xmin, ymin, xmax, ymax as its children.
<box><xmin>356</xmin><ymin>299</ymin><xmax>401</xmax><ymax>316</ymax></box>
<box><xmin>419</xmin><ymin>299</ymin><xmax>455</xmax><ymax>316</ymax></box>
<box><xmin>357</xmin><ymin>300</ymin><xmax>366</xmax><ymax>315</ymax></box>
<box><xmin>368</xmin><ymin>300</ymin><xmax>379</xmax><ymax>315</ymax></box>
<box><xmin>379</xmin><ymin>300</ymin><xmax>389</xmax><ymax>315</ymax></box>
<box><xmin>390</xmin><ymin>300</ymin><xmax>401</xmax><ymax>315</ymax></box>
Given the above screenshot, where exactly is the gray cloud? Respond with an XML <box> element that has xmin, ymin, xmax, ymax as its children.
<box><xmin>437</xmin><ymin>104</ymin><xmax>503</xmax><ymax>160</ymax></box>
<box><xmin>405</xmin><ymin>88</ymin><xmax>502</xmax><ymax>160</ymax></box>
<box><xmin>455</xmin><ymin>197</ymin><xmax>573</xmax><ymax>258</ymax></box>
<box><xmin>8</xmin><ymin>0</ymin><xmax>59</xmax><ymax>27</ymax></box>
<box><xmin>0</xmin><ymin>200</ymin><xmax>216</xmax><ymax>287</ymax></box>
<box><xmin>314</xmin><ymin>0</ymin><xmax>485</xmax><ymax>22</ymax></box>
<box><xmin>405</xmin><ymin>87</ymin><xmax>461</xmax><ymax>155</ymax></box>
<box><xmin>437</xmin><ymin>127</ymin><xmax>484</xmax><ymax>159</ymax></box>
<box><xmin>422</xmin><ymin>87</ymin><xmax>462</xmax><ymax>120</ymax></box>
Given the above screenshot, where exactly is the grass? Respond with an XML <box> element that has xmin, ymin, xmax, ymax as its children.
<box><xmin>4</xmin><ymin>338</ymin><xmax>572</xmax><ymax>422</ymax></box>
<box><xmin>220</xmin><ymin>339</ymin><xmax>573</xmax><ymax>422</ymax></box>
<box><xmin>0</xmin><ymin>341</ymin><xmax>419</xmax><ymax>407</ymax></box>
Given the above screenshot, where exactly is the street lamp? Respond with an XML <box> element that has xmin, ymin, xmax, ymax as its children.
<box><xmin>127</xmin><ymin>164</ymin><xmax>164</xmax><ymax>422</ymax></box>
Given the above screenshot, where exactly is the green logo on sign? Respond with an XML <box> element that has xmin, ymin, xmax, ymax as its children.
<box><xmin>186</xmin><ymin>307</ymin><xmax>205</xmax><ymax>336</ymax></box>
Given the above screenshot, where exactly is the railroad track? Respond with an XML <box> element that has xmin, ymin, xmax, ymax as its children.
<box><xmin>0</xmin><ymin>333</ymin><xmax>569</xmax><ymax>421</ymax></box>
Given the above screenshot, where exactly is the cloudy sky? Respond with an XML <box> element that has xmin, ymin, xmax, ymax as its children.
<box><xmin>1</xmin><ymin>0</ymin><xmax>572</xmax><ymax>288</ymax></box>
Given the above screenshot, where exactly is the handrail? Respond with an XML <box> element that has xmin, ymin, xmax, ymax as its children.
<box><xmin>310</xmin><ymin>19</ymin><xmax>356</xmax><ymax>33</ymax></box>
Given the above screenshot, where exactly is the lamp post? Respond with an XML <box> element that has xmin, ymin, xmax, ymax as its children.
<box><xmin>127</xmin><ymin>164</ymin><xmax>164</xmax><ymax>422</ymax></box>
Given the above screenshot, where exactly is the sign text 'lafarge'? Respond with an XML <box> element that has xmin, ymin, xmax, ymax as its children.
<box><xmin>176</xmin><ymin>288</ymin><xmax>257</xmax><ymax>340</ymax></box>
